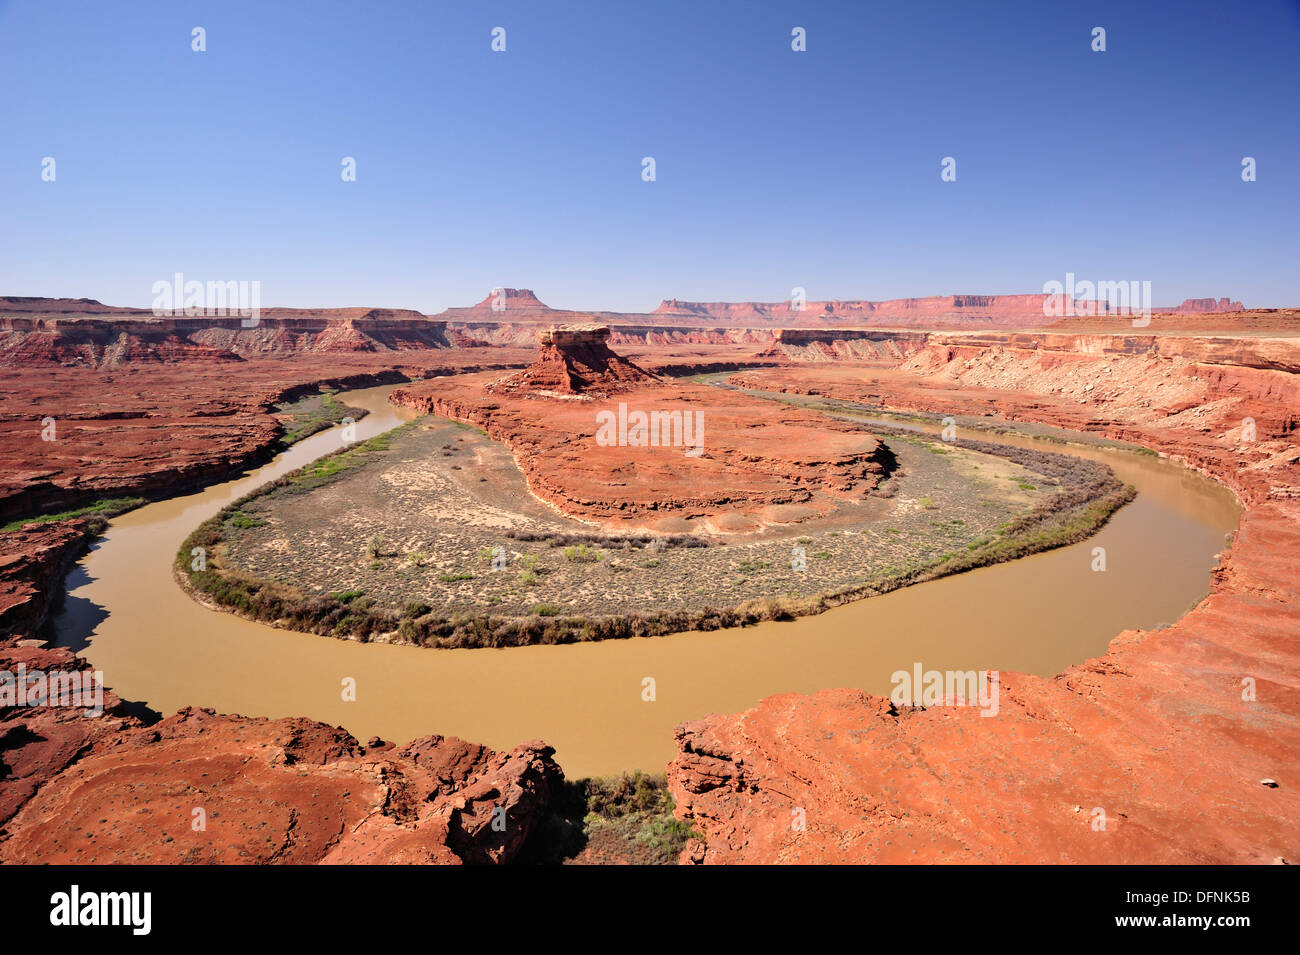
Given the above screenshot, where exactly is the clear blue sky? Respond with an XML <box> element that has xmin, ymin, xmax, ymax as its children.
<box><xmin>1</xmin><ymin>0</ymin><xmax>1297</xmax><ymax>313</ymax></box>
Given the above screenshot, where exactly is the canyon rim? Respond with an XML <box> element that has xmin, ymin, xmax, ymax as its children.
<box><xmin>1</xmin><ymin>0</ymin><xmax>1297</xmax><ymax>939</ymax></box>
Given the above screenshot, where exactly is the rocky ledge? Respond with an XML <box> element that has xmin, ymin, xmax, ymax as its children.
<box><xmin>667</xmin><ymin>331</ymin><xmax>1300</xmax><ymax>863</ymax></box>
<box><xmin>0</xmin><ymin>664</ymin><xmax>562</xmax><ymax>863</ymax></box>
<box><xmin>670</xmin><ymin>494</ymin><xmax>1298</xmax><ymax>864</ymax></box>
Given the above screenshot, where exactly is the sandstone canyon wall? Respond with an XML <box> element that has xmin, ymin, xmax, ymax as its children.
<box><xmin>668</xmin><ymin>329</ymin><xmax>1300</xmax><ymax>864</ymax></box>
<box><xmin>653</xmin><ymin>296</ymin><xmax>1246</xmax><ymax>328</ymax></box>
<box><xmin>0</xmin><ymin>313</ymin><xmax>451</xmax><ymax>367</ymax></box>
<box><xmin>1</xmin><ymin>292</ymin><xmax>1295</xmax><ymax>865</ymax></box>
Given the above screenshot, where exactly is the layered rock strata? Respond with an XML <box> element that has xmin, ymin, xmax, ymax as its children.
<box><xmin>667</xmin><ymin>331</ymin><xmax>1300</xmax><ymax>864</ymax></box>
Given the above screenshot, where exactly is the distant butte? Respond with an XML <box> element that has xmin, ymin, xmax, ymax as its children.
<box><xmin>652</xmin><ymin>294</ymin><xmax>1248</xmax><ymax>327</ymax></box>
<box><xmin>0</xmin><ymin>286</ymin><xmax>1296</xmax><ymax>864</ymax></box>
<box><xmin>1170</xmin><ymin>297</ymin><xmax>1244</xmax><ymax>313</ymax></box>
<box><xmin>473</xmin><ymin>287</ymin><xmax>550</xmax><ymax>310</ymax></box>
<box><xmin>1</xmin><ymin>289</ymin><xmax>1252</xmax><ymax>335</ymax></box>
<box><xmin>485</xmin><ymin>323</ymin><xmax>658</xmax><ymax>397</ymax></box>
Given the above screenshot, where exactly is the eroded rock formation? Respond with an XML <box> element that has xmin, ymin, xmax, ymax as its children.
<box><xmin>654</xmin><ymin>293</ymin><xmax>1060</xmax><ymax>328</ymax></box>
<box><xmin>667</xmin><ymin>330</ymin><xmax>1300</xmax><ymax>864</ymax></box>
<box><xmin>485</xmin><ymin>324</ymin><xmax>658</xmax><ymax>397</ymax></box>
<box><xmin>0</xmin><ymin>313</ymin><xmax>452</xmax><ymax>368</ymax></box>
<box><xmin>0</xmin><ymin>344</ymin><xmax>565</xmax><ymax>863</ymax></box>
<box><xmin>654</xmin><ymin>295</ymin><xmax>1249</xmax><ymax>329</ymax></box>
<box><xmin>392</xmin><ymin>327</ymin><xmax>890</xmax><ymax>532</ymax></box>
<box><xmin>0</xmin><ymin>353</ymin><xmax>532</xmax><ymax>522</ymax></box>
<box><xmin>1</xmin><ymin>292</ymin><xmax>1297</xmax><ymax>866</ymax></box>
<box><xmin>0</xmin><ymin>520</ymin><xmax>103</xmax><ymax>638</ymax></box>
<box><xmin>0</xmin><ymin>692</ymin><xmax>561</xmax><ymax>864</ymax></box>
<box><xmin>1172</xmin><ymin>297</ymin><xmax>1244</xmax><ymax>313</ymax></box>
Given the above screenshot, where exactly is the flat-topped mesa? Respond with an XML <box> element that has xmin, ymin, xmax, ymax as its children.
<box><xmin>471</xmin><ymin>288</ymin><xmax>550</xmax><ymax>311</ymax></box>
<box><xmin>1168</xmin><ymin>297</ymin><xmax>1244</xmax><ymax>314</ymax></box>
<box><xmin>486</xmin><ymin>323</ymin><xmax>658</xmax><ymax>397</ymax></box>
<box><xmin>653</xmin><ymin>294</ymin><xmax>1057</xmax><ymax>328</ymax></box>
<box><xmin>0</xmin><ymin>311</ymin><xmax>451</xmax><ymax>366</ymax></box>
<box><xmin>656</xmin><ymin>293</ymin><xmax>1251</xmax><ymax>329</ymax></box>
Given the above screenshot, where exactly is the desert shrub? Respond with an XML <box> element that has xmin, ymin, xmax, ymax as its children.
<box><xmin>227</xmin><ymin>510</ymin><xmax>265</xmax><ymax>529</ymax></box>
<box><xmin>563</xmin><ymin>543</ymin><xmax>603</xmax><ymax>563</ymax></box>
<box><xmin>585</xmin><ymin>771</ymin><xmax>670</xmax><ymax>817</ymax></box>
<box><xmin>506</xmin><ymin>529</ymin><xmax>707</xmax><ymax>550</ymax></box>
<box><xmin>1</xmin><ymin>496</ymin><xmax>145</xmax><ymax>534</ymax></box>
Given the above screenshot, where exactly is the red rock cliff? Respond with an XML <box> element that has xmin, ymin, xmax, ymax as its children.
<box><xmin>668</xmin><ymin>331</ymin><xmax>1300</xmax><ymax>864</ymax></box>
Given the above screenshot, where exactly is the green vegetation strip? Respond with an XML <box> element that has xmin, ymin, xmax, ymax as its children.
<box><xmin>275</xmin><ymin>391</ymin><xmax>364</xmax><ymax>447</ymax></box>
<box><xmin>2</xmin><ymin>497</ymin><xmax>145</xmax><ymax>533</ymax></box>
<box><xmin>175</xmin><ymin>422</ymin><xmax>418</xmax><ymax>632</ymax></box>
<box><xmin>176</xmin><ymin>410</ymin><xmax>1134</xmax><ymax>650</ymax></box>
<box><xmin>517</xmin><ymin>772</ymin><xmax>699</xmax><ymax>865</ymax></box>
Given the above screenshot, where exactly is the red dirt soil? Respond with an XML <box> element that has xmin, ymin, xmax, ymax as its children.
<box><xmin>2</xmin><ymin>295</ymin><xmax>1299</xmax><ymax>865</ymax></box>
<box><xmin>0</xmin><ymin>352</ymin><xmax>532</xmax><ymax>522</ymax></box>
<box><xmin>0</xmin><ymin>345</ymin><xmax>565</xmax><ymax>865</ymax></box>
<box><xmin>390</xmin><ymin>330</ymin><xmax>889</xmax><ymax>534</ymax></box>
<box><xmin>666</xmin><ymin>332</ymin><xmax>1300</xmax><ymax>864</ymax></box>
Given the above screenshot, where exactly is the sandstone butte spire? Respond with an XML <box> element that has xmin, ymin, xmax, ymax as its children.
<box><xmin>485</xmin><ymin>323</ymin><xmax>658</xmax><ymax>397</ymax></box>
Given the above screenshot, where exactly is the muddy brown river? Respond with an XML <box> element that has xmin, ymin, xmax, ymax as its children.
<box><xmin>54</xmin><ymin>384</ymin><xmax>1242</xmax><ymax>778</ymax></box>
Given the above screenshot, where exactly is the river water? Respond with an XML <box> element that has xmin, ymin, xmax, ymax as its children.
<box><xmin>53</xmin><ymin>384</ymin><xmax>1242</xmax><ymax>777</ymax></box>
